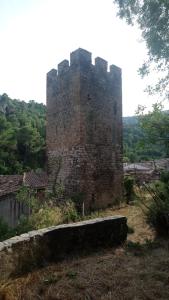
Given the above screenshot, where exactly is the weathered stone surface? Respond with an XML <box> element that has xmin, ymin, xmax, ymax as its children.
<box><xmin>0</xmin><ymin>216</ymin><xmax>127</xmax><ymax>280</ymax></box>
<box><xmin>46</xmin><ymin>48</ymin><xmax>123</xmax><ymax>212</ymax></box>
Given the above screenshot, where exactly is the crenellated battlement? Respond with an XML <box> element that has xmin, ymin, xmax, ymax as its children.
<box><xmin>70</xmin><ymin>48</ymin><xmax>92</xmax><ymax>68</ymax></box>
<box><xmin>58</xmin><ymin>59</ymin><xmax>69</xmax><ymax>76</ymax></box>
<box><xmin>47</xmin><ymin>68</ymin><xmax>57</xmax><ymax>79</ymax></box>
<box><xmin>110</xmin><ymin>64</ymin><xmax>122</xmax><ymax>80</ymax></box>
<box><xmin>47</xmin><ymin>48</ymin><xmax>121</xmax><ymax>80</ymax></box>
<box><xmin>95</xmin><ymin>57</ymin><xmax>108</xmax><ymax>73</ymax></box>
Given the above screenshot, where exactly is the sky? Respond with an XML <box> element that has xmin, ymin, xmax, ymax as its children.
<box><xmin>0</xmin><ymin>0</ymin><xmax>163</xmax><ymax>116</ymax></box>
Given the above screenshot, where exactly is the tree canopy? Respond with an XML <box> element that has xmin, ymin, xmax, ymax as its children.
<box><xmin>0</xmin><ymin>94</ymin><xmax>46</xmax><ymax>174</ymax></box>
<box><xmin>136</xmin><ymin>102</ymin><xmax>169</xmax><ymax>157</ymax></box>
<box><xmin>123</xmin><ymin>112</ymin><xmax>168</xmax><ymax>162</ymax></box>
<box><xmin>113</xmin><ymin>0</ymin><xmax>169</xmax><ymax>98</ymax></box>
<box><xmin>0</xmin><ymin>94</ymin><xmax>168</xmax><ymax>173</ymax></box>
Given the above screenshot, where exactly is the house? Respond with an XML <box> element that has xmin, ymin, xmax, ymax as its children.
<box><xmin>0</xmin><ymin>171</ymin><xmax>47</xmax><ymax>227</ymax></box>
<box><xmin>123</xmin><ymin>159</ymin><xmax>169</xmax><ymax>184</ymax></box>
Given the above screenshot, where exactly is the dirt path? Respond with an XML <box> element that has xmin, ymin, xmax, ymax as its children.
<box><xmin>91</xmin><ymin>204</ymin><xmax>155</xmax><ymax>243</ymax></box>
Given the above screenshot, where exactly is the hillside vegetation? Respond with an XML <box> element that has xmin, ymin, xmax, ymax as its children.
<box><xmin>0</xmin><ymin>94</ymin><xmax>168</xmax><ymax>174</ymax></box>
<box><xmin>0</xmin><ymin>94</ymin><xmax>46</xmax><ymax>174</ymax></box>
<box><xmin>123</xmin><ymin>107</ymin><xmax>169</xmax><ymax>162</ymax></box>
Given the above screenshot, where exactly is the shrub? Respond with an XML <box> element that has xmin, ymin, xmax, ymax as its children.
<box><xmin>143</xmin><ymin>172</ymin><xmax>169</xmax><ymax>236</ymax></box>
<box><xmin>61</xmin><ymin>201</ymin><xmax>79</xmax><ymax>223</ymax></box>
<box><xmin>14</xmin><ymin>201</ymin><xmax>79</xmax><ymax>236</ymax></box>
<box><xmin>30</xmin><ymin>206</ymin><xmax>63</xmax><ymax>229</ymax></box>
<box><xmin>124</xmin><ymin>176</ymin><xmax>135</xmax><ymax>203</ymax></box>
<box><xmin>71</xmin><ymin>192</ymin><xmax>85</xmax><ymax>214</ymax></box>
<box><xmin>16</xmin><ymin>186</ymin><xmax>40</xmax><ymax>213</ymax></box>
<box><xmin>0</xmin><ymin>218</ymin><xmax>14</xmax><ymax>241</ymax></box>
<box><xmin>0</xmin><ymin>185</ymin><xmax>80</xmax><ymax>241</ymax></box>
<box><xmin>15</xmin><ymin>215</ymin><xmax>34</xmax><ymax>236</ymax></box>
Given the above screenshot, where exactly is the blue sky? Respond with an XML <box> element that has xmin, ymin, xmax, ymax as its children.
<box><xmin>0</xmin><ymin>0</ymin><xmax>162</xmax><ymax>116</ymax></box>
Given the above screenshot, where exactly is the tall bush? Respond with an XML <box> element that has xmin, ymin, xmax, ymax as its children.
<box><xmin>124</xmin><ymin>176</ymin><xmax>135</xmax><ymax>203</ymax></box>
<box><xmin>143</xmin><ymin>171</ymin><xmax>169</xmax><ymax>236</ymax></box>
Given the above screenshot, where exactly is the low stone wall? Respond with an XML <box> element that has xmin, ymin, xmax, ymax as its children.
<box><xmin>0</xmin><ymin>216</ymin><xmax>127</xmax><ymax>280</ymax></box>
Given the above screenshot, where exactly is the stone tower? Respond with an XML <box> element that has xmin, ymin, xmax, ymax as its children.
<box><xmin>46</xmin><ymin>48</ymin><xmax>123</xmax><ymax>211</ymax></box>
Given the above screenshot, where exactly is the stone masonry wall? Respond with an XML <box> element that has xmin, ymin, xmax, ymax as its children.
<box><xmin>0</xmin><ymin>216</ymin><xmax>127</xmax><ymax>280</ymax></box>
<box><xmin>47</xmin><ymin>48</ymin><xmax>123</xmax><ymax>212</ymax></box>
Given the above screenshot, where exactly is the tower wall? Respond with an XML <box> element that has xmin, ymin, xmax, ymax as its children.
<box><xmin>46</xmin><ymin>48</ymin><xmax>123</xmax><ymax>211</ymax></box>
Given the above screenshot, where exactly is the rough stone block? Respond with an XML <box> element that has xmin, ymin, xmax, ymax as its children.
<box><xmin>0</xmin><ymin>216</ymin><xmax>127</xmax><ymax>280</ymax></box>
<box><xmin>95</xmin><ymin>57</ymin><xmax>108</xmax><ymax>72</ymax></box>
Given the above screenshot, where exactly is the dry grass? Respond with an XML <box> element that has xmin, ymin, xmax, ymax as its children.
<box><xmin>110</xmin><ymin>204</ymin><xmax>155</xmax><ymax>243</ymax></box>
<box><xmin>87</xmin><ymin>201</ymin><xmax>155</xmax><ymax>243</ymax></box>
<box><xmin>1</xmin><ymin>203</ymin><xmax>169</xmax><ymax>300</ymax></box>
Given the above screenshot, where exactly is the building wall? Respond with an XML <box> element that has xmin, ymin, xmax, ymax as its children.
<box><xmin>0</xmin><ymin>194</ymin><xmax>29</xmax><ymax>228</ymax></box>
<box><xmin>47</xmin><ymin>48</ymin><xmax>123</xmax><ymax>212</ymax></box>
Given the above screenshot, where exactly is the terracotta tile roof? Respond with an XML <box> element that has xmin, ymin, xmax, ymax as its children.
<box><xmin>0</xmin><ymin>171</ymin><xmax>48</xmax><ymax>197</ymax></box>
<box><xmin>24</xmin><ymin>171</ymin><xmax>48</xmax><ymax>188</ymax></box>
<box><xmin>123</xmin><ymin>163</ymin><xmax>151</xmax><ymax>172</ymax></box>
<box><xmin>0</xmin><ymin>175</ymin><xmax>23</xmax><ymax>197</ymax></box>
<box><xmin>123</xmin><ymin>158</ymin><xmax>169</xmax><ymax>173</ymax></box>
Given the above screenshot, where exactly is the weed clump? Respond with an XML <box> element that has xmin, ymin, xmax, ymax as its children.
<box><xmin>124</xmin><ymin>176</ymin><xmax>135</xmax><ymax>204</ymax></box>
<box><xmin>139</xmin><ymin>171</ymin><xmax>169</xmax><ymax>237</ymax></box>
<box><xmin>0</xmin><ymin>186</ymin><xmax>80</xmax><ymax>241</ymax></box>
<box><xmin>0</xmin><ymin>218</ymin><xmax>12</xmax><ymax>241</ymax></box>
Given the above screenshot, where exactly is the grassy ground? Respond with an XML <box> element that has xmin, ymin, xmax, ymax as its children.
<box><xmin>0</xmin><ymin>204</ymin><xmax>169</xmax><ymax>300</ymax></box>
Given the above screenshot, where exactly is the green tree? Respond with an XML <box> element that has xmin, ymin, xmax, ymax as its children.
<box><xmin>123</xmin><ymin>112</ymin><xmax>168</xmax><ymax>162</ymax></box>
<box><xmin>0</xmin><ymin>94</ymin><xmax>46</xmax><ymax>174</ymax></box>
<box><xmin>136</xmin><ymin>102</ymin><xmax>169</xmax><ymax>157</ymax></box>
<box><xmin>113</xmin><ymin>0</ymin><xmax>169</xmax><ymax>98</ymax></box>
